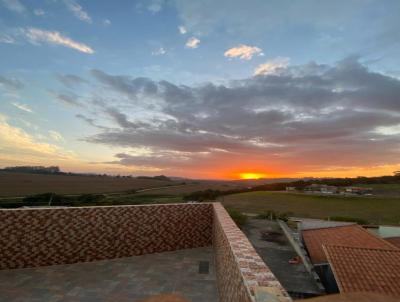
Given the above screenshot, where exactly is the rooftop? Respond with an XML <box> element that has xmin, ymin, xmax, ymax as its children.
<box><xmin>323</xmin><ymin>245</ymin><xmax>400</xmax><ymax>298</ymax></box>
<box><xmin>0</xmin><ymin>247</ymin><xmax>218</xmax><ymax>302</ymax></box>
<box><xmin>385</xmin><ymin>236</ymin><xmax>400</xmax><ymax>249</ymax></box>
<box><xmin>302</xmin><ymin>225</ymin><xmax>396</xmax><ymax>264</ymax></box>
<box><xmin>0</xmin><ymin>202</ymin><xmax>291</xmax><ymax>302</ymax></box>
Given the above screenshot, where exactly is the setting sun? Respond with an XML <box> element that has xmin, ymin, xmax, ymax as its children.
<box><xmin>239</xmin><ymin>173</ymin><xmax>267</xmax><ymax>180</ymax></box>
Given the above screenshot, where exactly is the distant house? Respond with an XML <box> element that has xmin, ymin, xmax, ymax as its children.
<box><xmin>304</xmin><ymin>184</ymin><xmax>338</xmax><ymax>194</ymax></box>
<box><xmin>286</xmin><ymin>186</ymin><xmax>297</xmax><ymax>192</ymax></box>
<box><xmin>343</xmin><ymin>186</ymin><xmax>373</xmax><ymax>195</ymax></box>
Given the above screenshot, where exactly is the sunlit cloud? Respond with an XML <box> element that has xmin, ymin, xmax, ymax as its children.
<box><xmin>22</xmin><ymin>27</ymin><xmax>94</xmax><ymax>54</ymax></box>
<box><xmin>178</xmin><ymin>25</ymin><xmax>187</xmax><ymax>34</ymax></box>
<box><xmin>0</xmin><ymin>114</ymin><xmax>74</xmax><ymax>160</ymax></box>
<box><xmin>48</xmin><ymin>130</ymin><xmax>64</xmax><ymax>142</ymax></box>
<box><xmin>185</xmin><ymin>37</ymin><xmax>200</xmax><ymax>48</ymax></box>
<box><xmin>12</xmin><ymin>102</ymin><xmax>33</xmax><ymax>113</ymax></box>
<box><xmin>81</xmin><ymin>57</ymin><xmax>400</xmax><ymax>178</ymax></box>
<box><xmin>254</xmin><ymin>57</ymin><xmax>290</xmax><ymax>75</ymax></box>
<box><xmin>224</xmin><ymin>44</ymin><xmax>262</xmax><ymax>60</ymax></box>
<box><xmin>151</xmin><ymin>47</ymin><xmax>166</xmax><ymax>56</ymax></box>
<box><xmin>63</xmin><ymin>0</ymin><xmax>92</xmax><ymax>23</ymax></box>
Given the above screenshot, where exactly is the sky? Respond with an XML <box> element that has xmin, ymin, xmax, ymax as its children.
<box><xmin>1</xmin><ymin>0</ymin><xmax>400</xmax><ymax>179</ymax></box>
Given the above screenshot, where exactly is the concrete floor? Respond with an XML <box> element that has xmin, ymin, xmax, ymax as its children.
<box><xmin>0</xmin><ymin>247</ymin><xmax>219</xmax><ymax>302</ymax></box>
<box><xmin>243</xmin><ymin>219</ymin><xmax>323</xmax><ymax>299</ymax></box>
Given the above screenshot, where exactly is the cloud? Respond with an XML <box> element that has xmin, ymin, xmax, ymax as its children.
<box><xmin>0</xmin><ymin>114</ymin><xmax>73</xmax><ymax>160</ymax></box>
<box><xmin>1</xmin><ymin>0</ymin><xmax>26</xmax><ymax>13</ymax></box>
<box><xmin>52</xmin><ymin>92</ymin><xmax>83</xmax><ymax>107</ymax></box>
<box><xmin>151</xmin><ymin>47</ymin><xmax>166</xmax><ymax>56</ymax></box>
<box><xmin>0</xmin><ymin>33</ymin><xmax>16</xmax><ymax>44</ymax></box>
<box><xmin>48</xmin><ymin>130</ymin><xmax>64</xmax><ymax>142</ymax></box>
<box><xmin>178</xmin><ymin>25</ymin><xmax>187</xmax><ymax>34</ymax></box>
<box><xmin>0</xmin><ymin>75</ymin><xmax>23</xmax><ymax>90</ymax></box>
<box><xmin>12</xmin><ymin>102</ymin><xmax>33</xmax><ymax>113</ymax></box>
<box><xmin>103</xmin><ymin>19</ymin><xmax>111</xmax><ymax>26</ymax></box>
<box><xmin>22</xmin><ymin>27</ymin><xmax>94</xmax><ymax>54</ymax></box>
<box><xmin>254</xmin><ymin>57</ymin><xmax>290</xmax><ymax>75</ymax></box>
<box><xmin>56</xmin><ymin>74</ymin><xmax>88</xmax><ymax>88</ymax></box>
<box><xmin>33</xmin><ymin>8</ymin><xmax>45</xmax><ymax>16</ymax></box>
<box><xmin>81</xmin><ymin>57</ymin><xmax>400</xmax><ymax>177</ymax></box>
<box><xmin>147</xmin><ymin>0</ymin><xmax>164</xmax><ymax>14</ymax></box>
<box><xmin>185</xmin><ymin>37</ymin><xmax>200</xmax><ymax>48</ymax></box>
<box><xmin>224</xmin><ymin>44</ymin><xmax>262</xmax><ymax>60</ymax></box>
<box><xmin>63</xmin><ymin>0</ymin><xmax>92</xmax><ymax>23</ymax></box>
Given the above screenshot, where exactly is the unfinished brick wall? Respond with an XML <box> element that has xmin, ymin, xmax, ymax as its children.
<box><xmin>212</xmin><ymin>203</ymin><xmax>291</xmax><ymax>302</ymax></box>
<box><xmin>0</xmin><ymin>203</ymin><xmax>212</xmax><ymax>269</ymax></box>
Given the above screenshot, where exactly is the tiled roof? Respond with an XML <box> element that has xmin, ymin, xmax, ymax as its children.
<box><xmin>298</xmin><ymin>292</ymin><xmax>400</xmax><ymax>302</ymax></box>
<box><xmin>300</xmin><ymin>218</ymin><xmax>355</xmax><ymax>231</ymax></box>
<box><xmin>385</xmin><ymin>236</ymin><xmax>400</xmax><ymax>248</ymax></box>
<box><xmin>323</xmin><ymin>245</ymin><xmax>400</xmax><ymax>297</ymax></box>
<box><xmin>302</xmin><ymin>225</ymin><xmax>396</xmax><ymax>264</ymax></box>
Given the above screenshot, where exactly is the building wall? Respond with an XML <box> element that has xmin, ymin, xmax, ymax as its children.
<box><xmin>0</xmin><ymin>203</ymin><xmax>212</xmax><ymax>269</ymax></box>
<box><xmin>212</xmin><ymin>203</ymin><xmax>292</xmax><ymax>302</ymax></box>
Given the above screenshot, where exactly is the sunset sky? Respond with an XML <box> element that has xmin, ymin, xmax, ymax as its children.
<box><xmin>1</xmin><ymin>0</ymin><xmax>400</xmax><ymax>179</ymax></box>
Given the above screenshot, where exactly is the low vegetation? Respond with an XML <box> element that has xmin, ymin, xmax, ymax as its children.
<box><xmin>227</xmin><ymin>209</ymin><xmax>248</xmax><ymax>228</ymax></box>
<box><xmin>255</xmin><ymin>210</ymin><xmax>293</xmax><ymax>222</ymax></box>
<box><xmin>221</xmin><ymin>191</ymin><xmax>400</xmax><ymax>225</ymax></box>
<box><xmin>0</xmin><ymin>192</ymin><xmax>183</xmax><ymax>208</ymax></box>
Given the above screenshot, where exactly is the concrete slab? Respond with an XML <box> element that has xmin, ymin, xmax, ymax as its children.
<box><xmin>0</xmin><ymin>247</ymin><xmax>219</xmax><ymax>302</ymax></box>
<box><xmin>243</xmin><ymin>219</ymin><xmax>323</xmax><ymax>299</ymax></box>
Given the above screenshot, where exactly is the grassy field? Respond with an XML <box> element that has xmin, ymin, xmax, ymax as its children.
<box><xmin>137</xmin><ymin>183</ymin><xmax>240</xmax><ymax>195</ymax></box>
<box><xmin>0</xmin><ymin>172</ymin><xmax>181</xmax><ymax>197</ymax></box>
<box><xmin>220</xmin><ymin>191</ymin><xmax>400</xmax><ymax>225</ymax></box>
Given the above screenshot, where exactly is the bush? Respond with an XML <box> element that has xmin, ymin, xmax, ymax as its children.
<box><xmin>328</xmin><ymin>216</ymin><xmax>369</xmax><ymax>225</ymax></box>
<box><xmin>277</xmin><ymin>211</ymin><xmax>293</xmax><ymax>222</ymax></box>
<box><xmin>183</xmin><ymin>189</ymin><xmax>221</xmax><ymax>202</ymax></box>
<box><xmin>255</xmin><ymin>210</ymin><xmax>293</xmax><ymax>222</ymax></box>
<box><xmin>255</xmin><ymin>210</ymin><xmax>277</xmax><ymax>220</ymax></box>
<box><xmin>22</xmin><ymin>193</ymin><xmax>73</xmax><ymax>206</ymax></box>
<box><xmin>227</xmin><ymin>209</ymin><xmax>248</xmax><ymax>227</ymax></box>
<box><xmin>76</xmin><ymin>194</ymin><xmax>105</xmax><ymax>203</ymax></box>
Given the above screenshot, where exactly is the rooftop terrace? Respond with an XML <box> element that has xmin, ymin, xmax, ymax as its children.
<box><xmin>0</xmin><ymin>202</ymin><xmax>291</xmax><ymax>302</ymax></box>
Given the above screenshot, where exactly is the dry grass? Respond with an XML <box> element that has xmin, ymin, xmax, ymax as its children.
<box><xmin>138</xmin><ymin>183</ymin><xmax>239</xmax><ymax>195</ymax></box>
<box><xmin>0</xmin><ymin>172</ymin><xmax>178</xmax><ymax>197</ymax></box>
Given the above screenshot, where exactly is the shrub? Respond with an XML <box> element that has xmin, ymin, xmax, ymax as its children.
<box><xmin>255</xmin><ymin>210</ymin><xmax>277</xmax><ymax>220</ymax></box>
<box><xmin>227</xmin><ymin>209</ymin><xmax>248</xmax><ymax>227</ymax></box>
<box><xmin>76</xmin><ymin>194</ymin><xmax>105</xmax><ymax>202</ymax></box>
<box><xmin>22</xmin><ymin>193</ymin><xmax>72</xmax><ymax>206</ymax></box>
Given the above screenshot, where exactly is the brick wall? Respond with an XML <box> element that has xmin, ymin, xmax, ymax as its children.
<box><xmin>212</xmin><ymin>203</ymin><xmax>291</xmax><ymax>302</ymax></box>
<box><xmin>0</xmin><ymin>203</ymin><xmax>212</xmax><ymax>269</ymax></box>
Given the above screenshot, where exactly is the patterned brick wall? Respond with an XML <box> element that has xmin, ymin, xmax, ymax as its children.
<box><xmin>0</xmin><ymin>203</ymin><xmax>212</xmax><ymax>270</ymax></box>
<box><xmin>212</xmin><ymin>203</ymin><xmax>292</xmax><ymax>302</ymax></box>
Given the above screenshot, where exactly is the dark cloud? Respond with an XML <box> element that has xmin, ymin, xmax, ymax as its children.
<box><xmin>52</xmin><ymin>92</ymin><xmax>83</xmax><ymax>107</ymax></box>
<box><xmin>56</xmin><ymin>74</ymin><xmax>88</xmax><ymax>88</ymax></box>
<box><xmin>80</xmin><ymin>57</ymin><xmax>400</xmax><ymax>175</ymax></box>
<box><xmin>0</xmin><ymin>75</ymin><xmax>23</xmax><ymax>90</ymax></box>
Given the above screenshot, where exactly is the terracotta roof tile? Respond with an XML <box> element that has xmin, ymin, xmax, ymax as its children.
<box><xmin>323</xmin><ymin>245</ymin><xmax>400</xmax><ymax>297</ymax></box>
<box><xmin>302</xmin><ymin>225</ymin><xmax>396</xmax><ymax>264</ymax></box>
<box><xmin>385</xmin><ymin>237</ymin><xmax>400</xmax><ymax>249</ymax></box>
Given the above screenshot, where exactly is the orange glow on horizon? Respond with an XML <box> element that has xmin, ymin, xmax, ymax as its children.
<box><xmin>239</xmin><ymin>172</ymin><xmax>267</xmax><ymax>180</ymax></box>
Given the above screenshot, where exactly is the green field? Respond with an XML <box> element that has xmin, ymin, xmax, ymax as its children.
<box><xmin>220</xmin><ymin>191</ymin><xmax>400</xmax><ymax>225</ymax></box>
